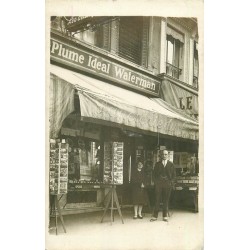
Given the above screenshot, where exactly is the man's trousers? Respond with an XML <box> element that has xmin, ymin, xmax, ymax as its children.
<box><xmin>153</xmin><ymin>180</ymin><xmax>172</xmax><ymax>218</ymax></box>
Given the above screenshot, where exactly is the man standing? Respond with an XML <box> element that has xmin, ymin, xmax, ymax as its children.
<box><xmin>150</xmin><ymin>150</ymin><xmax>176</xmax><ymax>222</ymax></box>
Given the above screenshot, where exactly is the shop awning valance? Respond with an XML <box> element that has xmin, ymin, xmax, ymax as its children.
<box><xmin>50</xmin><ymin>65</ymin><xmax>198</xmax><ymax>140</ymax></box>
<box><xmin>160</xmin><ymin>79</ymin><xmax>199</xmax><ymax>118</ymax></box>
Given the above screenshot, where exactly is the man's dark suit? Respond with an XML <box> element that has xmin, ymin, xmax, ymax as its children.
<box><xmin>153</xmin><ymin>160</ymin><xmax>176</xmax><ymax>218</ymax></box>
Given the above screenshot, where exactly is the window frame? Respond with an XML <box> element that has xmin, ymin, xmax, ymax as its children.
<box><xmin>193</xmin><ymin>41</ymin><xmax>199</xmax><ymax>88</ymax></box>
<box><xmin>166</xmin><ymin>34</ymin><xmax>183</xmax><ymax>79</ymax></box>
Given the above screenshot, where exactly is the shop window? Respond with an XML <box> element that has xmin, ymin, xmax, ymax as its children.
<box><xmin>79</xmin><ymin>141</ymin><xmax>101</xmax><ymax>181</ymax></box>
<box><xmin>68</xmin><ymin>139</ymin><xmax>102</xmax><ymax>182</ymax></box>
<box><xmin>166</xmin><ymin>26</ymin><xmax>184</xmax><ymax>79</ymax></box>
<box><xmin>74</xmin><ymin>23</ymin><xmax>111</xmax><ymax>51</ymax></box>
<box><xmin>193</xmin><ymin>41</ymin><xmax>199</xmax><ymax>88</ymax></box>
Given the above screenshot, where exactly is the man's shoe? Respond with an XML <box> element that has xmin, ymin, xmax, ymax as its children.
<box><xmin>150</xmin><ymin>217</ymin><xmax>157</xmax><ymax>222</ymax></box>
<box><xmin>133</xmin><ymin>216</ymin><xmax>137</xmax><ymax>219</ymax></box>
<box><xmin>138</xmin><ymin>215</ymin><xmax>143</xmax><ymax>219</ymax></box>
<box><xmin>163</xmin><ymin>217</ymin><xmax>168</xmax><ymax>222</ymax></box>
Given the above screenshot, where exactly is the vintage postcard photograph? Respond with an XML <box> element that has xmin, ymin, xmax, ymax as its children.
<box><xmin>46</xmin><ymin>1</ymin><xmax>204</xmax><ymax>249</ymax></box>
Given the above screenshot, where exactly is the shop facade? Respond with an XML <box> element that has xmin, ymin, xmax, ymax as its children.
<box><xmin>48</xmin><ymin>16</ymin><xmax>199</xmax><ymax>217</ymax></box>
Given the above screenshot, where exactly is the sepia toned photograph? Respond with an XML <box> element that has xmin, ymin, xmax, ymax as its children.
<box><xmin>46</xmin><ymin>2</ymin><xmax>203</xmax><ymax>249</ymax></box>
<box><xmin>5</xmin><ymin>0</ymin><xmax>250</xmax><ymax>249</ymax></box>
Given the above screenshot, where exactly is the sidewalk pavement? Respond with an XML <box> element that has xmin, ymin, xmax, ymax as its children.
<box><xmin>47</xmin><ymin>208</ymin><xmax>203</xmax><ymax>250</ymax></box>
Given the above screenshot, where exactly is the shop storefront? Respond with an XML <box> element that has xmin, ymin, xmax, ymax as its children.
<box><xmin>157</xmin><ymin>74</ymin><xmax>199</xmax><ymax>212</ymax></box>
<box><xmin>48</xmin><ymin>30</ymin><xmax>199</xmax><ymax>219</ymax></box>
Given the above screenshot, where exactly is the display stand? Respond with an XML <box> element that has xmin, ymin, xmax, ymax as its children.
<box><xmin>50</xmin><ymin>194</ymin><xmax>67</xmax><ymax>234</ymax></box>
<box><xmin>49</xmin><ymin>140</ymin><xmax>69</xmax><ymax>234</ymax></box>
<box><xmin>101</xmin><ymin>142</ymin><xmax>124</xmax><ymax>224</ymax></box>
<box><xmin>101</xmin><ymin>185</ymin><xmax>124</xmax><ymax>224</ymax></box>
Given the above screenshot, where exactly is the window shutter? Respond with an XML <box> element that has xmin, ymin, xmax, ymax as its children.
<box><xmin>193</xmin><ymin>42</ymin><xmax>199</xmax><ymax>77</ymax></box>
<box><xmin>110</xmin><ymin>19</ymin><xmax>119</xmax><ymax>54</ymax></box>
<box><xmin>102</xmin><ymin>23</ymin><xmax>111</xmax><ymax>51</ymax></box>
<box><xmin>174</xmin><ymin>39</ymin><xmax>180</xmax><ymax>68</ymax></box>
<box><xmin>167</xmin><ymin>35</ymin><xmax>174</xmax><ymax>64</ymax></box>
<box><xmin>95</xmin><ymin>23</ymin><xmax>111</xmax><ymax>51</ymax></box>
<box><xmin>118</xmin><ymin>17</ymin><xmax>143</xmax><ymax>65</ymax></box>
<box><xmin>141</xmin><ymin>17</ymin><xmax>149</xmax><ymax>68</ymax></box>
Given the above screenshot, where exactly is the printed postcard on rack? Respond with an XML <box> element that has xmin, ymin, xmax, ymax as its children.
<box><xmin>45</xmin><ymin>0</ymin><xmax>204</xmax><ymax>249</ymax></box>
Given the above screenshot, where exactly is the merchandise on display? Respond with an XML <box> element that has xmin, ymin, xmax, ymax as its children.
<box><xmin>103</xmin><ymin>142</ymin><xmax>124</xmax><ymax>185</ymax></box>
<box><xmin>49</xmin><ymin>139</ymin><xmax>69</xmax><ymax>194</ymax></box>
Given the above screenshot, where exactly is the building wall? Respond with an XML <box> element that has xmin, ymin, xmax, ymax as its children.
<box><xmin>148</xmin><ymin>17</ymin><xmax>162</xmax><ymax>75</ymax></box>
<box><xmin>166</xmin><ymin>17</ymin><xmax>198</xmax><ymax>86</ymax></box>
<box><xmin>50</xmin><ymin>16</ymin><xmax>198</xmax><ymax>87</ymax></box>
<box><xmin>50</xmin><ymin>16</ymin><xmax>199</xmax><ymax>118</ymax></box>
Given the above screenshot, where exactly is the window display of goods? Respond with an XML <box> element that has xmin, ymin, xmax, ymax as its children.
<box><xmin>103</xmin><ymin>142</ymin><xmax>124</xmax><ymax>185</ymax></box>
<box><xmin>49</xmin><ymin>139</ymin><xmax>69</xmax><ymax>194</ymax></box>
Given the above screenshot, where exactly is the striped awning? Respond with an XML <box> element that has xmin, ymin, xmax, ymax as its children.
<box><xmin>49</xmin><ymin>73</ymin><xmax>75</xmax><ymax>138</ymax></box>
<box><xmin>49</xmin><ymin>64</ymin><xmax>199</xmax><ymax>140</ymax></box>
<box><xmin>160</xmin><ymin>79</ymin><xmax>199</xmax><ymax>118</ymax></box>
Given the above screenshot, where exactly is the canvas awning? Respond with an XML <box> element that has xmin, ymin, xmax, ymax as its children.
<box><xmin>50</xmin><ymin>64</ymin><xmax>198</xmax><ymax>140</ymax></box>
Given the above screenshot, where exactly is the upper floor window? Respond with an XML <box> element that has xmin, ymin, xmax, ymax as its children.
<box><xmin>193</xmin><ymin>41</ymin><xmax>199</xmax><ymax>88</ymax></box>
<box><xmin>74</xmin><ymin>23</ymin><xmax>111</xmax><ymax>51</ymax></box>
<box><xmin>166</xmin><ymin>26</ymin><xmax>184</xmax><ymax>80</ymax></box>
<box><xmin>118</xmin><ymin>17</ymin><xmax>149</xmax><ymax>66</ymax></box>
<box><xmin>54</xmin><ymin>16</ymin><xmax>150</xmax><ymax>68</ymax></box>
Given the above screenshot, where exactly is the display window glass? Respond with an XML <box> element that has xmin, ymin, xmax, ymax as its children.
<box><xmin>67</xmin><ymin>138</ymin><xmax>102</xmax><ymax>182</ymax></box>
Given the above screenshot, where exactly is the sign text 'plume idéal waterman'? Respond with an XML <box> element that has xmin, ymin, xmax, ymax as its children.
<box><xmin>50</xmin><ymin>38</ymin><xmax>161</xmax><ymax>96</ymax></box>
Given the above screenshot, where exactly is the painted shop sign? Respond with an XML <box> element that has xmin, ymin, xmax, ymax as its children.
<box><xmin>50</xmin><ymin>38</ymin><xmax>161</xmax><ymax>96</ymax></box>
<box><xmin>161</xmin><ymin>79</ymin><xmax>199</xmax><ymax>118</ymax></box>
<box><xmin>179</xmin><ymin>96</ymin><xmax>193</xmax><ymax>110</ymax></box>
